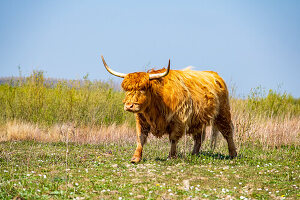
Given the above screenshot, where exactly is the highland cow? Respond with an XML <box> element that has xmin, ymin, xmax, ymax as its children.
<box><xmin>101</xmin><ymin>56</ymin><xmax>237</xmax><ymax>163</ymax></box>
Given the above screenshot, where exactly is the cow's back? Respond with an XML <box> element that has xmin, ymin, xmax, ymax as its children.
<box><xmin>158</xmin><ymin>69</ymin><xmax>229</xmax><ymax>131</ymax></box>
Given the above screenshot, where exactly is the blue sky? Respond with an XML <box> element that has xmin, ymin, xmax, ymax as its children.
<box><xmin>0</xmin><ymin>0</ymin><xmax>299</xmax><ymax>97</ymax></box>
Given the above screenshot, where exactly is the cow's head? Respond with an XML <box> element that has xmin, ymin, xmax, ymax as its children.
<box><xmin>101</xmin><ymin>56</ymin><xmax>170</xmax><ymax>113</ymax></box>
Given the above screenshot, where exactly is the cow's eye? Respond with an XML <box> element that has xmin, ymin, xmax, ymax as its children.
<box><xmin>140</xmin><ymin>90</ymin><xmax>145</xmax><ymax>94</ymax></box>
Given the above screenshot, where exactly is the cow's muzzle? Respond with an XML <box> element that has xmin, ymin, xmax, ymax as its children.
<box><xmin>124</xmin><ymin>103</ymin><xmax>140</xmax><ymax>112</ymax></box>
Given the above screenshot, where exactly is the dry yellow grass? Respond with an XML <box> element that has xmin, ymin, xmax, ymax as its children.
<box><xmin>232</xmin><ymin>115</ymin><xmax>300</xmax><ymax>147</ymax></box>
<box><xmin>0</xmin><ymin>120</ymin><xmax>136</xmax><ymax>144</ymax></box>
<box><xmin>1</xmin><ymin>112</ymin><xmax>299</xmax><ymax>148</ymax></box>
<box><xmin>230</xmin><ymin>98</ymin><xmax>300</xmax><ymax>147</ymax></box>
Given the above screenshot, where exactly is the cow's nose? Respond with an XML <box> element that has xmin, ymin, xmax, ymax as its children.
<box><xmin>125</xmin><ymin>103</ymin><xmax>134</xmax><ymax>110</ymax></box>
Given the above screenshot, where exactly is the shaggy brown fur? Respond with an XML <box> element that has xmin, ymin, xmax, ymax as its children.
<box><xmin>119</xmin><ymin>67</ymin><xmax>237</xmax><ymax>163</ymax></box>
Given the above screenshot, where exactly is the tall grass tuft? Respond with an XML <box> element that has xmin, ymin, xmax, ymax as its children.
<box><xmin>246</xmin><ymin>86</ymin><xmax>300</xmax><ymax>118</ymax></box>
<box><xmin>0</xmin><ymin>71</ymin><xmax>135</xmax><ymax>127</ymax></box>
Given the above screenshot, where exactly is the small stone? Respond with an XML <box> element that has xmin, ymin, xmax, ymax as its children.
<box><xmin>183</xmin><ymin>180</ymin><xmax>190</xmax><ymax>191</ymax></box>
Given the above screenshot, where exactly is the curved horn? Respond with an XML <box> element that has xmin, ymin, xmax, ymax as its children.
<box><xmin>101</xmin><ymin>55</ymin><xmax>127</xmax><ymax>78</ymax></box>
<box><xmin>149</xmin><ymin>59</ymin><xmax>171</xmax><ymax>80</ymax></box>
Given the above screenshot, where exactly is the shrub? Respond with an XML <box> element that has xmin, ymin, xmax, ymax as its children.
<box><xmin>246</xmin><ymin>86</ymin><xmax>300</xmax><ymax>118</ymax></box>
<box><xmin>0</xmin><ymin>71</ymin><xmax>135</xmax><ymax>127</ymax></box>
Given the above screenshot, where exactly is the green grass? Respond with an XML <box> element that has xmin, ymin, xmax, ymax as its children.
<box><xmin>0</xmin><ymin>71</ymin><xmax>135</xmax><ymax>127</ymax></box>
<box><xmin>246</xmin><ymin>86</ymin><xmax>300</xmax><ymax>118</ymax></box>
<box><xmin>0</xmin><ymin>140</ymin><xmax>299</xmax><ymax>199</ymax></box>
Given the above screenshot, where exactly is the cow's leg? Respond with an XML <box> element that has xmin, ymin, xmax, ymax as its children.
<box><xmin>168</xmin><ymin>126</ymin><xmax>184</xmax><ymax>158</ymax></box>
<box><xmin>214</xmin><ymin>119</ymin><xmax>237</xmax><ymax>158</ymax></box>
<box><xmin>131</xmin><ymin>132</ymin><xmax>148</xmax><ymax>163</ymax></box>
<box><xmin>192</xmin><ymin>128</ymin><xmax>206</xmax><ymax>155</ymax></box>
<box><xmin>169</xmin><ymin>139</ymin><xmax>178</xmax><ymax>158</ymax></box>
<box><xmin>210</xmin><ymin>125</ymin><xmax>219</xmax><ymax>152</ymax></box>
<box><xmin>131</xmin><ymin>114</ymin><xmax>150</xmax><ymax>163</ymax></box>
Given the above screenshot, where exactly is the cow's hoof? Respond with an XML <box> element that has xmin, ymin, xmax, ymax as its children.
<box><xmin>229</xmin><ymin>152</ymin><xmax>237</xmax><ymax>159</ymax></box>
<box><xmin>131</xmin><ymin>157</ymin><xmax>141</xmax><ymax>163</ymax></box>
<box><xmin>191</xmin><ymin>151</ymin><xmax>200</xmax><ymax>156</ymax></box>
<box><xmin>168</xmin><ymin>155</ymin><xmax>178</xmax><ymax>159</ymax></box>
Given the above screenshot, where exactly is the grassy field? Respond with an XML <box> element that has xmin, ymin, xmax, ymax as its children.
<box><xmin>1</xmin><ymin>139</ymin><xmax>299</xmax><ymax>200</ymax></box>
<box><xmin>0</xmin><ymin>71</ymin><xmax>299</xmax><ymax>199</ymax></box>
